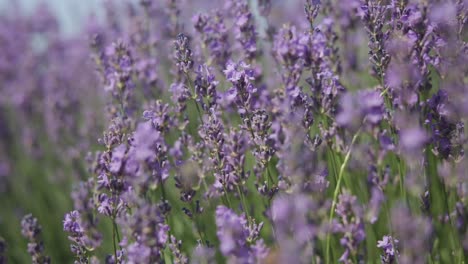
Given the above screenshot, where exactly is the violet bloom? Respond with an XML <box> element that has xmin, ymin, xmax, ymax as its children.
<box><xmin>174</xmin><ymin>33</ymin><xmax>194</xmax><ymax>75</ymax></box>
<box><xmin>142</xmin><ymin>100</ymin><xmax>173</xmax><ymax>134</ymax></box>
<box><xmin>211</xmin><ymin>129</ymin><xmax>249</xmax><ymax>194</ymax></box>
<box><xmin>63</xmin><ymin>211</ymin><xmax>97</xmax><ymax>263</ymax></box>
<box><xmin>223</xmin><ymin>60</ymin><xmax>256</xmax><ymax>116</ymax></box>
<box><xmin>168</xmin><ymin>235</ymin><xmax>188</xmax><ymax>264</ymax></box>
<box><xmin>215</xmin><ymin>206</ymin><xmax>267</xmax><ymax>263</ymax></box>
<box><xmin>305</xmin><ymin>0</ymin><xmax>321</xmax><ymax>26</ymax></box>
<box><xmin>426</xmin><ymin>89</ymin><xmax>464</xmax><ymax>160</ymax></box>
<box><xmin>126</xmin><ymin>121</ymin><xmax>170</xmax><ymax>191</ymax></box>
<box><xmin>170</xmin><ymin>82</ymin><xmax>191</xmax><ymax>113</ymax></box>
<box><xmin>102</xmin><ymin>40</ymin><xmax>135</xmax><ymax>117</ymax></box>
<box><xmin>191</xmin><ymin>245</ymin><xmax>216</xmax><ymax>264</ymax></box>
<box><xmin>270</xmin><ymin>194</ymin><xmax>318</xmax><ymax>263</ymax></box>
<box><xmin>359</xmin><ymin>0</ymin><xmax>391</xmax><ymax>82</ymax></box>
<box><xmin>337</xmin><ymin>89</ymin><xmax>384</xmax><ymax>130</ymax></box>
<box><xmin>333</xmin><ymin>190</ymin><xmax>366</xmax><ymax>263</ymax></box>
<box><xmin>366</xmin><ymin>187</ymin><xmax>385</xmax><ymax>224</ymax></box>
<box><xmin>21</xmin><ymin>214</ymin><xmax>50</xmax><ymax>264</ymax></box>
<box><xmin>391</xmin><ymin>205</ymin><xmax>433</xmax><ymax>264</ymax></box>
<box><xmin>399</xmin><ymin>126</ymin><xmax>428</xmax><ymax>156</ymax></box>
<box><xmin>377</xmin><ymin>235</ymin><xmax>399</xmax><ymax>264</ymax></box>
<box><xmin>304</xmin><ymin>23</ymin><xmax>345</xmax><ymax>118</ymax></box>
<box><xmin>70</xmin><ymin>180</ymin><xmax>102</xmax><ymax>250</ymax></box>
<box><xmin>272</xmin><ymin>25</ymin><xmax>309</xmax><ymax>104</ymax></box>
<box><xmin>250</xmin><ymin>110</ymin><xmax>275</xmax><ymax>168</ymax></box>
<box><xmin>119</xmin><ymin>201</ymin><xmax>169</xmax><ymax>264</ymax></box>
<box><xmin>193</xmin><ymin>11</ymin><xmax>231</xmax><ymax>68</ymax></box>
<box><xmin>227</xmin><ymin>0</ymin><xmax>258</xmax><ymax>61</ymax></box>
<box><xmin>194</xmin><ymin>64</ymin><xmax>219</xmax><ymax>110</ymax></box>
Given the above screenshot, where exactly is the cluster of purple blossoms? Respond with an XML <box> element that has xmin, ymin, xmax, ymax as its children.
<box><xmin>21</xmin><ymin>215</ymin><xmax>50</xmax><ymax>264</ymax></box>
<box><xmin>377</xmin><ymin>235</ymin><xmax>399</xmax><ymax>264</ymax></box>
<box><xmin>193</xmin><ymin>11</ymin><xmax>231</xmax><ymax>68</ymax></box>
<box><xmin>332</xmin><ymin>190</ymin><xmax>366</xmax><ymax>263</ymax></box>
<box><xmin>226</xmin><ymin>0</ymin><xmax>258</xmax><ymax>62</ymax></box>
<box><xmin>215</xmin><ymin>206</ymin><xmax>267</xmax><ymax>263</ymax></box>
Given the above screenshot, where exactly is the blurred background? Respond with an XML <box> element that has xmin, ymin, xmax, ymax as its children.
<box><xmin>0</xmin><ymin>0</ymin><xmax>102</xmax><ymax>35</ymax></box>
<box><xmin>0</xmin><ymin>0</ymin><xmax>106</xmax><ymax>262</ymax></box>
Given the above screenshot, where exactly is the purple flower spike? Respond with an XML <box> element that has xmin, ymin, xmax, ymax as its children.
<box><xmin>215</xmin><ymin>206</ymin><xmax>267</xmax><ymax>263</ymax></box>
<box><xmin>377</xmin><ymin>235</ymin><xmax>399</xmax><ymax>264</ymax></box>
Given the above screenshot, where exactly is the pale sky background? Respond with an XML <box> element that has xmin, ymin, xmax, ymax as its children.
<box><xmin>0</xmin><ymin>0</ymin><xmax>103</xmax><ymax>35</ymax></box>
<box><xmin>0</xmin><ymin>0</ymin><xmax>297</xmax><ymax>36</ymax></box>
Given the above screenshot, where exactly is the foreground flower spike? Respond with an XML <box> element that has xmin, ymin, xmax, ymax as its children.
<box><xmin>333</xmin><ymin>190</ymin><xmax>365</xmax><ymax>263</ymax></box>
<box><xmin>174</xmin><ymin>33</ymin><xmax>194</xmax><ymax>75</ymax></box>
<box><xmin>391</xmin><ymin>205</ymin><xmax>433</xmax><ymax>264</ymax></box>
<box><xmin>193</xmin><ymin>11</ymin><xmax>231</xmax><ymax>68</ymax></box>
<box><xmin>215</xmin><ymin>206</ymin><xmax>267</xmax><ymax>263</ymax></box>
<box><xmin>118</xmin><ymin>200</ymin><xmax>169</xmax><ymax>264</ymax></box>
<box><xmin>270</xmin><ymin>194</ymin><xmax>319</xmax><ymax>262</ymax></box>
<box><xmin>168</xmin><ymin>235</ymin><xmax>188</xmax><ymax>264</ymax></box>
<box><xmin>227</xmin><ymin>0</ymin><xmax>258</xmax><ymax>62</ymax></box>
<box><xmin>21</xmin><ymin>214</ymin><xmax>50</xmax><ymax>264</ymax></box>
<box><xmin>63</xmin><ymin>211</ymin><xmax>98</xmax><ymax>263</ymax></box>
<box><xmin>377</xmin><ymin>235</ymin><xmax>399</xmax><ymax>264</ymax></box>
<box><xmin>304</xmin><ymin>0</ymin><xmax>321</xmax><ymax>26</ymax></box>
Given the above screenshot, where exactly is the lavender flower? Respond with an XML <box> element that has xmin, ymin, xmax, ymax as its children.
<box><xmin>391</xmin><ymin>205</ymin><xmax>433</xmax><ymax>264</ymax></box>
<box><xmin>174</xmin><ymin>33</ymin><xmax>194</xmax><ymax>74</ymax></box>
<box><xmin>426</xmin><ymin>90</ymin><xmax>464</xmax><ymax>160</ymax></box>
<box><xmin>333</xmin><ymin>190</ymin><xmax>365</xmax><ymax>263</ymax></box>
<box><xmin>193</xmin><ymin>11</ymin><xmax>231</xmax><ymax>68</ymax></box>
<box><xmin>227</xmin><ymin>0</ymin><xmax>258</xmax><ymax>61</ymax></box>
<box><xmin>377</xmin><ymin>235</ymin><xmax>399</xmax><ymax>264</ymax></box>
<box><xmin>63</xmin><ymin>211</ymin><xmax>98</xmax><ymax>263</ymax></box>
<box><xmin>359</xmin><ymin>0</ymin><xmax>391</xmax><ymax>82</ymax></box>
<box><xmin>223</xmin><ymin>60</ymin><xmax>257</xmax><ymax>116</ymax></box>
<box><xmin>337</xmin><ymin>89</ymin><xmax>384</xmax><ymax>130</ymax></box>
<box><xmin>102</xmin><ymin>40</ymin><xmax>135</xmax><ymax>117</ymax></box>
<box><xmin>305</xmin><ymin>0</ymin><xmax>321</xmax><ymax>26</ymax></box>
<box><xmin>21</xmin><ymin>214</ymin><xmax>50</xmax><ymax>264</ymax></box>
<box><xmin>194</xmin><ymin>64</ymin><xmax>219</xmax><ymax>110</ymax></box>
<box><xmin>118</xmin><ymin>200</ymin><xmax>169</xmax><ymax>264</ymax></box>
<box><xmin>191</xmin><ymin>245</ymin><xmax>216</xmax><ymax>264</ymax></box>
<box><xmin>215</xmin><ymin>206</ymin><xmax>267</xmax><ymax>263</ymax></box>
<box><xmin>168</xmin><ymin>235</ymin><xmax>188</xmax><ymax>264</ymax></box>
<box><xmin>270</xmin><ymin>194</ymin><xmax>320</xmax><ymax>262</ymax></box>
<box><xmin>272</xmin><ymin>25</ymin><xmax>309</xmax><ymax>104</ymax></box>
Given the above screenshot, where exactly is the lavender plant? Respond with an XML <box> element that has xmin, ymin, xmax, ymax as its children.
<box><xmin>0</xmin><ymin>0</ymin><xmax>467</xmax><ymax>263</ymax></box>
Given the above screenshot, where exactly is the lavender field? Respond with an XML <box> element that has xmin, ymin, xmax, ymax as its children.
<box><xmin>0</xmin><ymin>0</ymin><xmax>467</xmax><ymax>263</ymax></box>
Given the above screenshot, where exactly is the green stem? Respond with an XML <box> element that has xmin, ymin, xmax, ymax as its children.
<box><xmin>222</xmin><ymin>185</ymin><xmax>233</xmax><ymax>208</ymax></box>
<box><xmin>112</xmin><ymin>218</ymin><xmax>118</xmax><ymax>263</ymax></box>
<box><xmin>328</xmin><ymin>145</ymin><xmax>340</xmax><ymax>183</ymax></box>
<box><xmin>325</xmin><ymin>128</ymin><xmax>361</xmax><ymax>262</ymax></box>
<box><xmin>185</xmin><ymin>73</ymin><xmax>204</xmax><ymax>125</ymax></box>
<box><xmin>236</xmin><ymin>184</ymin><xmax>250</xmax><ymax>223</ymax></box>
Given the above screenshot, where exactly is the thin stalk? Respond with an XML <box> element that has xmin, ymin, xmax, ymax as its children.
<box><xmin>325</xmin><ymin>128</ymin><xmax>361</xmax><ymax>262</ymax></box>
<box><xmin>236</xmin><ymin>184</ymin><xmax>251</xmax><ymax>223</ymax></box>
<box><xmin>328</xmin><ymin>145</ymin><xmax>340</xmax><ymax>183</ymax></box>
<box><xmin>190</xmin><ymin>202</ymin><xmax>207</xmax><ymax>245</ymax></box>
<box><xmin>184</xmin><ymin>73</ymin><xmax>204</xmax><ymax>125</ymax></box>
<box><xmin>112</xmin><ymin>218</ymin><xmax>118</xmax><ymax>263</ymax></box>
